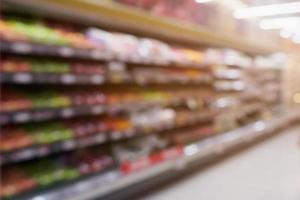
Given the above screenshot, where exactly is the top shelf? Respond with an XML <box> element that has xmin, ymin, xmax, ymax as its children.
<box><xmin>2</xmin><ymin>0</ymin><xmax>280</xmax><ymax>55</ymax></box>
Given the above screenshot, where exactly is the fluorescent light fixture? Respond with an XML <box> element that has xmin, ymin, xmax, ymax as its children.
<box><xmin>234</xmin><ymin>1</ymin><xmax>300</xmax><ymax>19</ymax></box>
<box><xmin>254</xmin><ymin>121</ymin><xmax>266</xmax><ymax>132</ymax></box>
<box><xmin>280</xmin><ymin>29</ymin><xmax>293</xmax><ymax>38</ymax></box>
<box><xmin>293</xmin><ymin>93</ymin><xmax>300</xmax><ymax>103</ymax></box>
<box><xmin>260</xmin><ymin>17</ymin><xmax>300</xmax><ymax>30</ymax></box>
<box><xmin>292</xmin><ymin>34</ymin><xmax>300</xmax><ymax>43</ymax></box>
<box><xmin>195</xmin><ymin>0</ymin><xmax>212</xmax><ymax>3</ymax></box>
<box><xmin>184</xmin><ymin>144</ymin><xmax>198</xmax><ymax>156</ymax></box>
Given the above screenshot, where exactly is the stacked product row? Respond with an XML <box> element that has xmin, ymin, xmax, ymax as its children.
<box><xmin>0</xmin><ymin>13</ymin><xmax>282</xmax><ymax>200</ymax></box>
<box><xmin>0</xmin><ymin>57</ymin><xmax>212</xmax><ymax>85</ymax></box>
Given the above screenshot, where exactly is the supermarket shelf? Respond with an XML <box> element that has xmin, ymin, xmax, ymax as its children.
<box><xmin>0</xmin><ymin>112</ymin><xmax>214</xmax><ymax>165</ymax></box>
<box><xmin>213</xmin><ymin>69</ymin><xmax>242</xmax><ymax>80</ymax></box>
<box><xmin>2</xmin><ymin>0</ymin><xmax>279</xmax><ymax>55</ymax></box>
<box><xmin>0</xmin><ymin>40</ymin><xmax>207</xmax><ymax>69</ymax></box>
<box><xmin>0</xmin><ymin>105</ymin><xmax>106</xmax><ymax>125</ymax></box>
<box><xmin>0</xmin><ymin>40</ymin><xmax>113</xmax><ymax>61</ymax></box>
<box><xmin>0</xmin><ymin>104</ymin><xmax>139</xmax><ymax>125</ymax></box>
<box><xmin>0</xmin><ymin>72</ymin><xmax>106</xmax><ymax>85</ymax></box>
<box><xmin>0</xmin><ymin>72</ymin><xmax>212</xmax><ymax>86</ymax></box>
<box><xmin>10</xmin><ymin>109</ymin><xmax>299</xmax><ymax>200</ymax></box>
<box><xmin>0</xmin><ymin>133</ymin><xmax>107</xmax><ymax>165</ymax></box>
<box><xmin>0</xmin><ymin>98</ymin><xmax>207</xmax><ymax>125</ymax></box>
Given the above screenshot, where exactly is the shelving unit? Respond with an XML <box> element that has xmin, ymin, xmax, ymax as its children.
<box><xmin>4</xmin><ymin>110</ymin><xmax>299</xmax><ymax>200</ymax></box>
<box><xmin>0</xmin><ymin>1</ymin><xmax>298</xmax><ymax>200</ymax></box>
<box><xmin>2</xmin><ymin>0</ymin><xmax>279</xmax><ymax>54</ymax></box>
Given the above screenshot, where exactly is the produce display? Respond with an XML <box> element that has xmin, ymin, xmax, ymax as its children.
<box><xmin>0</xmin><ymin>58</ymin><xmax>106</xmax><ymax>74</ymax></box>
<box><xmin>0</xmin><ymin>58</ymin><xmax>212</xmax><ymax>85</ymax></box>
<box><xmin>1</xmin><ymin>87</ymin><xmax>213</xmax><ymax>113</ymax></box>
<box><xmin>0</xmin><ymin>106</ymin><xmax>215</xmax><ymax>153</ymax></box>
<box><xmin>0</xmin><ymin>19</ymin><xmax>207</xmax><ymax>66</ymax></box>
<box><xmin>0</xmin><ymin>10</ymin><xmax>284</xmax><ymax>200</ymax></box>
<box><xmin>0</xmin><ymin>149</ymin><xmax>114</xmax><ymax>198</ymax></box>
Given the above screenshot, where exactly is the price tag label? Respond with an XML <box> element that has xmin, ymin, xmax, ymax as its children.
<box><xmin>14</xmin><ymin>112</ymin><xmax>30</xmax><ymax>123</ymax></box>
<box><xmin>61</xmin><ymin>74</ymin><xmax>76</xmax><ymax>84</ymax></box>
<box><xmin>38</xmin><ymin>146</ymin><xmax>50</xmax><ymax>156</ymax></box>
<box><xmin>91</xmin><ymin>105</ymin><xmax>104</xmax><ymax>114</ymax></box>
<box><xmin>14</xmin><ymin>149</ymin><xmax>35</xmax><ymax>161</ymax></box>
<box><xmin>94</xmin><ymin>134</ymin><xmax>106</xmax><ymax>143</ymax></box>
<box><xmin>61</xmin><ymin>108</ymin><xmax>75</xmax><ymax>118</ymax></box>
<box><xmin>62</xmin><ymin>140</ymin><xmax>76</xmax><ymax>150</ymax></box>
<box><xmin>111</xmin><ymin>132</ymin><xmax>122</xmax><ymax>140</ymax></box>
<box><xmin>58</xmin><ymin>47</ymin><xmax>74</xmax><ymax>57</ymax></box>
<box><xmin>13</xmin><ymin>73</ymin><xmax>33</xmax><ymax>83</ymax></box>
<box><xmin>108</xmin><ymin>62</ymin><xmax>125</xmax><ymax>70</ymax></box>
<box><xmin>78</xmin><ymin>137</ymin><xmax>96</xmax><ymax>147</ymax></box>
<box><xmin>124</xmin><ymin>130</ymin><xmax>134</xmax><ymax>137</ymax></box>
<box><xmin>91</xmin><ymin>50</ymin><xmax>104</xmax><ymax>59</ymax></box>
<box><xmin>91</xmin><ymin>75</ymin><xmax>105</xmax><ymax>84</ymax></box>
<box><xmin>11</xmin><ymin>43</ymin><xmax>32</xmax><ymax>53</ymax></box>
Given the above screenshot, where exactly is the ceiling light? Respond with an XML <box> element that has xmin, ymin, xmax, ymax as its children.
<box><xmin>293</xmin><ymin>93</ymin><xmax>300</xmax><ymax>103</ymax></box>
<box><xmin>217</xmin><ymin>0</ymin><xmax>246</xmax><ymax>10</ymax></box>
<box><xmin>292</xmin><ymin>34</ymin><xmax>300</xmax><ymax>44</ymax></box>
<box><xmin>259</xmin><ymin>17</ymin><xmax>300</xmax><ymax>30</ymax></box>
<box><xmin>195</xmin><ymin>0</ymin><xmax>212</xmax><ymax>3</ymax></box>
<box><xmin>234</xmin><ymin>2</ymin><xmax>300</xmax><ymax>19</ymax></box>
<box><xmin>280</xmin><ymin>29</ymin><xmax>292</xmax><ymax>38</ymax></box>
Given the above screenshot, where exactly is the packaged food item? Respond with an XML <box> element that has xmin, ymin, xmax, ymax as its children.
<box><xmin>23</xmin><ymin>122</ymin><xmax>73</xmax><ymax>144</ymax></box>
<box><xmin>1</xmin><ymin>149</ymin><xmax>114</xmax><ymax>198</ymax></box>
<box><xmin>138</xmin><ymin>38</ymin><xmax>172</xmax><ymax>64</ymax></box>
<box><xmin>0</xmin><ymin>167</ymin><xmax>37</xmax><ymax>197</ymax></box>
<box><xmin>130</xmin><ymin>108</ymin><xmax>175</xmax><ymax>130</ymax></box>
<box><xmin>0</xmin><ymin>58</ymin><xmax>31</xmax><ymax>72</ymax></box>
<box><xmin>6</xmin><ymin>19</ymin><xmax>69</xmax><ymax>45</ymax></box>
<box><xmin>0</xmin><ymin>127</ymin><xmax>33</xmax><ymax>152</ymax></box>
<box><xmin>1</xmin><ymin>89</ymin><xmax>33</xmax><ymax>112</ymax></box>
<box><xmin>0</xmin><ymin>20</ymin><xmax>29</xmax><ymax>41</ymax></box>
<box><xmin>27</xmin><ymin>91</ymin><xmax>71</xmax><ymax>109</ymax></box>
<box><xmin>169</xmin><ymin>126</ymin><xmax>215</xmax><ymax>145</ymax></box>
<box><xmin>65</xmin><ymin>149</ymin><xmax>114</xmax><ymax>175</ymax></box>
<box><xmin>112</xmin><ymin>135</ymin><xmax>168</xmax><ymax>163</ymax></box>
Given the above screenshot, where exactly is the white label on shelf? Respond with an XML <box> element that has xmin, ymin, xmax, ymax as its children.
<box><xmin>77</xmin><ymin>134</ymin><xmax>106</xmax><ymax>148</ymax></box>
<box><xmin>13</xmin><ymin>73</ymin><xmax>33</xmax><ymax>83</ymax></box>
<box><xmin>91</xmin><ymin>50</ymin><xmax>104</xmax><ymax>59</ymax></box>
<box><xmin>124</xmin><ymin>130</ymin><xmax>134</xmax><ymax>137</ymax></box>
<box><xmin>111</xmin><ymin>132</ymin><xmax>122</xmax><ymax>140</ymax></box>
<box><xmin>78</xmin><ymin>137</ymin><xmax>96</xmax><ymax>147</ymax></box>
<box><xmin>14</xmin><ymin>112</ymin><xmax>30</xmax><ymax>122</ymax></box>
<box><xmin>14</xmin><ymin>149</ymin><xmax>34</xmax><ymax>160</ymax></box>
<box><xmin>38</xmin><ymin>146</ymin><xmax>50</xmax><ymax>156</ymax></box>
<box><xmin>91</xmin><ymin>105</ymin><xmax>104</xmax><ymax>114</ymax></box>
<box><xmin>91</xmin><ymin>75</ymin><xmax>105</xmax><ymax>84</ymax></box>
<box><xmin>61</xmin><ymin>74</ymin><xmax>76</xmax><ymax>84</ymax></box>
<box><xmin>61</xmin><ymin>108</ymin><xmax>74</xmax><ymax>118</ymax></box>
<box><xmin>94</xmin><ymin>134</ymin><xmax>106</xmax><ymax>143</ymax></box>
<box><xmin>11</xmin><ymin>43</ymin><xmax>32</xmax><ymax>53</ymax></box>
<box><xmin>62</xmin><ymin>140</ymin><xmax>76</xmax><ymax>150</ymax></box>
<box><xmin>108</xmin><ymin>62</ymin><xmax>126</xmax><ymax>70</ymax></box>
<box><xmin>59</xmin><ymin>47</ymin><xmax>74</xmax><ymax>57</ymax></box>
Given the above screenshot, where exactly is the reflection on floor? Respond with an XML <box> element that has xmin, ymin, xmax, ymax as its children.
<box><xmin>144</xmin><ymin>126</ymin><xmax>300</xmax><ymax>200</ymax></box>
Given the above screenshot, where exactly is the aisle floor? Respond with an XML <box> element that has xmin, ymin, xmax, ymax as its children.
<box><xmin>144</xmin><ymin>126</ymin><xmax>300</xmax><ymax>200</ymax></box>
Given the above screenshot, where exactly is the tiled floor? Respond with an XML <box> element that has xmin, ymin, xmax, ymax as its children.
<box><xmin>144</xmin><ymin>126</ymin><xmax>300</xmax><ymax>200</ymax></box>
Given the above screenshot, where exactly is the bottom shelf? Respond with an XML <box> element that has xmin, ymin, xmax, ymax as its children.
<box><xmin>8</xmin><ymin>109</ymin><xmax>300</xmax><ymax>200</ymax></box>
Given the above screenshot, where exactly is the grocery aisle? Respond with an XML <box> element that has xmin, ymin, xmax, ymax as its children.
<box><xmin>1</xmin><ymin>1</ymin><xmax>300</xmax><ymax>200</ymax></box>
<box><xmin>145</xmin><ymin>126</ymin><xmax>300</xmax><ymax>200</ymax></box>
